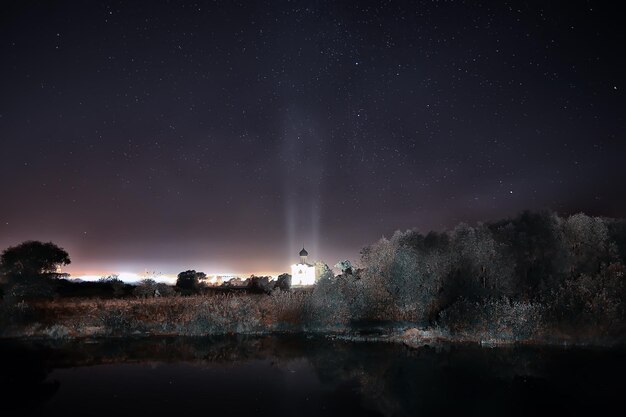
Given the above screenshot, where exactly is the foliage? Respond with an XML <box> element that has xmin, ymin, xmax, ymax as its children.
<box><xmin>314</xmin><ymin>262</ymin><xmax>334</xmax><ymax>282</ymax></box>
<box><xmin>549</xmin><ymin>262</ymin><xmax>625</xmax><ymax>337</ymax></box>
<box><xmin>334</xmin><ymin>260</ymin><xmax>354</xmax><ymax>274</ymax></box>
<box><xmin>1</xmin><ymin>211</ymin><xmax>625</xmax><ymax>343</ymax></box>
<box><xmin>0</xmin><ymin>241</ymin><xmax>70</xmax><ymax>300</ymax></box>
<box><xmin>275</xmin><ymin>273</ymin><xmax>292</xmax><ymax>290</ymax></box>
<box><xmin>99</xmin><ymin>275</ymin><xmax>126</xmax><ymax>297</ymax></box>
<box><xmin>361</xmin><ymin>233</ymin><xmax>443</xmax><ymax>322</ymax></box>
<box><xmin>354</xmin><ymin>211</ymin><xmax>626</xmax><ymax>340</ymax></box>
<box><xmin>245</xmin><ymin>275</ymin><xmax>274</xmax><ymax>294</ymax></box>
<box><xmin>306</xmin><ymin>276</ymin><xmax>352</xmax><ymax>327</ymax></box>
<box><xmin>5</xmin><ymin>277</ymin><xmax>57</xmax><ymax>301</ymax></box>
<box><xmin>175</xmin><ymin>270</ymin><xmax>207</xmax><ymax>295</ymax></box>
<box><xmin>0</xmin><ymin>241</ymin><xmax>70</xmax><ymax>277</ymax></box>
<box><xmin>438</xmin><ymin>297</ymin><xmax>547</xmax><ymax>341</ymax></box>
<box><xmin>133</xmin><ymin>279</ymin><xmax>176</xmax><ymax>298</ymax></box>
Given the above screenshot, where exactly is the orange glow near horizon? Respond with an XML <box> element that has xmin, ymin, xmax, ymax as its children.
<box><xmin>57</xmin><ymin>257</ymin><xmax>302</xmax><ymax>282</ymax></box>
<box><xmin>65</xmin><ymin>269</ymin><xmax>284</xmax><ymax>283</ymax></box>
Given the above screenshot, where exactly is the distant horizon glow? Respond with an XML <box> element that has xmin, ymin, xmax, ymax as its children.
<box><xmin>57</xmin><ymin>250</ymin><xmax>327</xmax><ymax>283</ymax></box>
<box><xmin>71</xmin><ymin>271</ymin><xmax>281</xmax><ymax>284</ymax></box>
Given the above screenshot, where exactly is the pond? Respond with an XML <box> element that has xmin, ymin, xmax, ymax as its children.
<box><xmin>0</xmin><ymin>335</ymin><xmax>624</xmax><ymax>416</ymax></box>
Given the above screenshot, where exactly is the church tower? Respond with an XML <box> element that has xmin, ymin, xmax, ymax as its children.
<box><xmin>291</xmin><ymin>246</ymin><xmax>316</xmax><ymax>286</ymax></box>
<box><xmin>299</xmin><ymin>247</ymin><xmax>308</xmax><ymax>264</ymax></box>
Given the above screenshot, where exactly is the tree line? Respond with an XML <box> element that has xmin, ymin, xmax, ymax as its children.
<box><xmin>1</xmin><ymin>210</ymin><xmax>625</xmax><ymax>342</ymax></box>
<box><xmin>0</xmin><ymin>242</ymin><xmax>293</xmax><ymax>300</ymax></box>
<box><xmin>308</xmin><ymin>210</ymin><xmax>626</xmax><ymax>341</ymax></box>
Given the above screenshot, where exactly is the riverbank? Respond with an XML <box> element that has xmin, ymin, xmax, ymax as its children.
<box><xmin>1</xmin><ymin>294</ymin><xmax>624</xmax><ymax>348</ymax></box>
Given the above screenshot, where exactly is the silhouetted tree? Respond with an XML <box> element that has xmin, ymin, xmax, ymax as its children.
<box><xmin>134</xmin><ymin>279</ymin><xmax>175</xmax><ymax>298</ymax></box>
<box><xmin>275</xmin><ymin>273</ymin><xmax>292</xmax><ymax>290</ymax></box>
<box><xmin>0</xmin><ymin>241</ymin><xmax>70</xmax><ymax>300</ymax></box>
<box><xmin>222</xmin><ymin>277</ymin><xmax>244</xmax><ymax>287</ymax></box>
<box><xmin>246</xmin><ymin>275</ymin><xmax>274</xmax><ymax>294</ymax></box>
<box><xmin>1</xmin><ymin>241</ymin><xmax>70</xmax><ymax>278</ymax></box>
<box><xmin>98</xmin><ymin>275</ymin><xmax>126</xmax><ymax>297</ymax></box>
<box><xmin>175</xmin><ymin>270</ymin><xmax>207</xmax><ymax>294</ymax></box>
<box><xmin>133</xmin><ymin>279</ymin><xmax>157</xmax><ymax>298</ymax></box>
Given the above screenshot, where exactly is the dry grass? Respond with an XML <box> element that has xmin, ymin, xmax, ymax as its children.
<box><xmin>2</xmin><ymin>291</ymin><xmax>323</xmax><ymax>338</ymax></box>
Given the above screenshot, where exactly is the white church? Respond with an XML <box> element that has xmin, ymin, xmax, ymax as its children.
<box><xmin>290</xmin><ymin>247</ymin><xmax>317</xmax><ymax>286</ymax></box>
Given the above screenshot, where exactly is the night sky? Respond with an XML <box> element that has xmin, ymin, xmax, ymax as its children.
<box><xmin>1</xmin><ymin>1</ymin><xmax>624</xmax><ymax>277</ymax></box>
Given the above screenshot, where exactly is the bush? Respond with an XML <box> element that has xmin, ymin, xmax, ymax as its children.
<box><xmin>439</xmin><ymin>297</ymin><xmax>547</xmax><ymax>341</ymax></box>
<box><xmin>99</xmin><ymin>307</ymin><xmax>134</xmax><ymax>335</ymax></box>
<box><xmin>267</xmin><ymin>290</ymin><xmax>306</xmax><ymax>328</ymax></box>
<box><xmin>181</xmin><ymin>295</ymin><xmax>262</xmax><ymax>334</ymax></box>
<box><xmin>99</xmin><ymin>275</ymin><xmax>126</xmax><ymax>297</ymax></box>
<box><xmin>275</xmin><ymin>273</ymin><xmax>292</xmax><ymax>291</ymax></box>
<box><xmin>4</xmin><ymin>276</ymin><xmax>57</xmax><ymax>301</ymax></box>
<box><xmin>176</xmin><ymin>270</ymin><xmax>207</xmax><ymax>295</ymax></box>
<box><xmin>306</xmin><ymin>277</ymin><xmax>351</xmax><ymax>327</ymax></box>
<box><xmin>245</xmin><ymin>276</ymin><xmax>274</xmax><ymax>294</ymax></box>
<box><xmin>549</xmin><ymin>263</ymin><xmax>625</xmax><ymax>337</ymax></box>
<box><xmin>133</xmin><ymin>279</ymin><xmax>176</xmax><ymax>298</ymax></box>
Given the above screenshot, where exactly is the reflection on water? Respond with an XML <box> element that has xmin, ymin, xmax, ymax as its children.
<box><xmin>0</xmin><ymin>335</ymin><xmax>625</xmax><ymax>416</ymax></box>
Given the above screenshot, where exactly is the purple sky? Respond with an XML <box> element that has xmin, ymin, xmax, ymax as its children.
<box><xmin>1</xmin><ymin>1</ymin><xmax>624</xmax><ymax>276</ymax></box>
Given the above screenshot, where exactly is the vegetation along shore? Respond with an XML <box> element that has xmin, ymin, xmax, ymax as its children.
<box><xmin>1</xmin><ymin>210</ymin><xmax>625</xmax><ymax>347</ymax></box>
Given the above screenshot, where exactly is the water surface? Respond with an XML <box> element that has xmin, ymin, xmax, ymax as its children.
<box><xmin>1</xmin><ymin>335</ymin><xmax>624</xmax><ymax>416</ymax></box>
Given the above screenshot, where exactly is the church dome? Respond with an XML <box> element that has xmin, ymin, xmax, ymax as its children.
<box><xmin>299</xmin><ymin>247</ymin><xmax>308</xmax><ymax>257</ymax></box>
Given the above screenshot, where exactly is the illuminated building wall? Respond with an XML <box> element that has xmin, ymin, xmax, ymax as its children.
<box><xmin>290</xmin><ymin>247</ymin><xmax>316</xmax><ymax>286</ymax></box>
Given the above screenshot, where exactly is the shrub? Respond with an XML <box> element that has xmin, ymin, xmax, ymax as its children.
<box><xmin>275</xmin><ymin>273</ymin><xmax>292</xmax><ymax>291</ymax></box>
<box><xmin>4</xmin><ymin>276</ymin><xmax>57</xmax><ymax>301</ymax></box>
<box><xmin>181</xmin><ymin>294</ymin><xmax>262</xmax><ymax>334</ymax></box>
<box><xmin>99</xmin><ymin>307</ymin><xmax>134</xmax><ymax>335</ymax></box>
<box><xmin>133</xmin><ymin>279</ymin><xmax>175</xmax><ymax>298</ymax></box>
<box><xmin>267</xmin><ymin>290</ymin><xmax>306</xmax><ymax>328</ymax></box>
<box><xmin>176</xmin><ymin>270</ymin><xmax>207</xmax><ymax>295</ymax></box>
<box><xmin>246</xmin><ymin>276</ymin><xmax>274</xmax><ymax>294</ymax></box>
<box><xmin>550</xmin><ymin>263</ymin><xmax>625</xmax><ymax>337</ymax></box>
<box><xmin>439</xmin><ymin>297</ymin><xmax>547</xmax><ymax>341</ymax></box>
<box><xmin>99</xmin><ymin>275</ymin><xmax>126</xmax><ymax>297</ymax></box>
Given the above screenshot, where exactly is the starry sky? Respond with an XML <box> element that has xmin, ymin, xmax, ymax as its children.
<box><xmin>0</xmin><ymin>0</ymin><xmax>624</xmax><ymax>277</ymax></box>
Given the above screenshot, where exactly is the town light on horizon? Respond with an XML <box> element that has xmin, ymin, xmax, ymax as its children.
<box><xmin>74</xmin><ymin>271</ymin><xmax>282</xmax><ymax>284</ymax></box>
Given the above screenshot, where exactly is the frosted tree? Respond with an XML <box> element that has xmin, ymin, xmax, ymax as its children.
<box><xmin>314</xmin><ymin>261</ymin><xmax>334</xmax><ymax>282</ymax></box>
<box><xmin>334</xmin><ymin>260</ymin><xmax>354</xmax><ymax>274</ymax></box>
